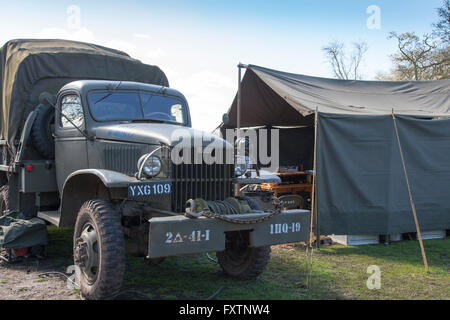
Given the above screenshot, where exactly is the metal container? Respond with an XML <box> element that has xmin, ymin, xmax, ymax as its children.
<box><xmin>329</xmin><ymin>234</ymin><xmax>379</xmax><ymax>246</ymax></box>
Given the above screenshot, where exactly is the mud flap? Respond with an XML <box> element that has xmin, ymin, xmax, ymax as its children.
<box><xmin>147</xmin><ymin>209</ymin><xmax>310</xmax><ymax>258</ymax></box>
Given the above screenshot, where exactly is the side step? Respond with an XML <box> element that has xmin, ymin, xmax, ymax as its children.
<box><xmin>37</xmin><ymin>211</ymin><xmax>61</xmax><ymax>226</ymax></box>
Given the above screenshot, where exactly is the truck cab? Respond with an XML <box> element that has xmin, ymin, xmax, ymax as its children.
<box><xmin>51</xmin><ymin>80</ymin><xmax>237</xmax><ymax>226</ymax></box>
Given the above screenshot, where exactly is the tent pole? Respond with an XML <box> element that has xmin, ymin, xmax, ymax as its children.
<box><xmin>306</xmin><ymin>108</ymin><xmax>319</xmax><ymax>288</ymax></box>
<box><xmin>391</xmin><ymin>110</ymin><xmax>430</xmax><ymax>273</ymax></box>
<box><xmin>237</xmin><ymin>65</ymin><xmax>242</xmax><ymax>135</ymax></box>
<box><xmin>236</xmin><ymin>63</ymin><xmax>248</xmax><ymax>136</ymax></box>
<box><xmin>235</xmin><ymin>63</ymin><xmax>247</xmax><ymax>196</ymax></box>
<box><xmin>311</xmin><ymin>108</ymin><xmax>319</xmax><ymax>250</ymax></box>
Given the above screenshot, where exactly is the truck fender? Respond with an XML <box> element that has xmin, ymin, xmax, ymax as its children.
<box><xmin>59</xmin><ymin>169</ymin><xmax>135</xmax><ymax>227</ymax></box>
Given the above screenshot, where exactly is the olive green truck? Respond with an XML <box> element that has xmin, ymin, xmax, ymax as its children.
<box><xmin>0</xmin><ymin>39</ymin><xmax>310</xmax><ymax>299</ymax></box>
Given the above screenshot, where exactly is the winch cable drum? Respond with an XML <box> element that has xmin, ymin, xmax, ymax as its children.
<box><xmin>185</xmin><ymin>196</ymin><xmax>282</xmax><ymax>224</ymax></box>
<box><xmin>207</xmin><ymin>198</ymin><xmax>248</xmax><ymax>215</ymax></box>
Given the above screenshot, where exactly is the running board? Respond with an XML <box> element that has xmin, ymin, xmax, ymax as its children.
<box><xmin>37</xmin><ymin>211</ymin><xmax>61</xmax><ymax>226</ymax></box>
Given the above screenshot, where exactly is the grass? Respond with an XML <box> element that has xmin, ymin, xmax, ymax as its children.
<box><xmin>46</xmin><ymin>226</ymin><xmax>450</xmax><ymax>300</ymax></box>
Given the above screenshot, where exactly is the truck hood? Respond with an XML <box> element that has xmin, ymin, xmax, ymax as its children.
<box><xmin>94</xmin><ymin>123</ymin><xmax>231</xmax><ymax>148</ymax></box>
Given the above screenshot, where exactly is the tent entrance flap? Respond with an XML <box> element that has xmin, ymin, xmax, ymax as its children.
<box><xmin>316</xmin><ymin>113</ymin><xmax>450</xmax><ymax>235</ymax></box>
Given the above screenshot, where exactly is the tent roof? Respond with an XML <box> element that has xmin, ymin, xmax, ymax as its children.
<box><xmin>225</xmin><ymin>64</ymin><xmax>450</xmax><ymax>128</ymax></box>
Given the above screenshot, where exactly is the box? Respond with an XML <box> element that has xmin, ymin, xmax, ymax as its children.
<box><xmin>421</xmin><ymin>230</ymin><xmax>446</xmax><ymax>240</ymax></box>
<box><xmin>329</xmin><ymin>234</ymin><xmax>379</xmax><ymax>246</ymax></box>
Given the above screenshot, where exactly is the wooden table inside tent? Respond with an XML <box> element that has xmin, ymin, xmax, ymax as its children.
<box><xmin>260</xmin><ymin>171</ymin><xmax>313</xmax><ymax>197</ymax></box>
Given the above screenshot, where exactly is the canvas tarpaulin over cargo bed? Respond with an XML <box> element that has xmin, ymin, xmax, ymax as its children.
<box><xmin>223</xmin><ymin>64</ymin><xmax>450</xmax><ymax>235</ymax></box>
<box><xmin>0</xmin><ymin>39</ymin><xmax>169</xmax><ymax>153</ymax></box>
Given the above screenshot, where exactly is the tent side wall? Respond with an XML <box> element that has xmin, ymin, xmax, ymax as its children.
<box><xmin>317</xmin><ymin>113</ymin><xmax>450</xmax><ymax>235</ymax></box>
<box><xmin>225</xmin><ymin>69</ymin><xmax>314</xmax><ymax>128</ymax></box>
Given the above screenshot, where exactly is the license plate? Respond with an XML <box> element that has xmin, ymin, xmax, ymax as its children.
<box><xmin>128</xmin><ymin>181</ymin><xmax>172</xmax><ymax>197</ymax></box>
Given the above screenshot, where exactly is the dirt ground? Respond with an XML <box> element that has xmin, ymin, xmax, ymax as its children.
<box><xmin>0</xmin><ymin>252</ymin><xmax>79</xmax><ymax>300</ymax></box>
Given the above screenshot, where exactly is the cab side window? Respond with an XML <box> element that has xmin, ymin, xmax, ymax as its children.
<box><xmin>60</xmin><ymin>94</ymin><xmax>84</xmax><ymax>128</ymax></box>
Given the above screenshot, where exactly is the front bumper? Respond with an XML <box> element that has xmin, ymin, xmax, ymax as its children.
<box><xmin>147</xmin><ymin>209</ymin><xmax>310</xmax><ymax>258</ymax></box>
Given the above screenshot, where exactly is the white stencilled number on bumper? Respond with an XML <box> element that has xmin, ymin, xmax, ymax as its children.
<box><xmin>165</xmin><ymin>230</ymin><xmax>211</xmax><ymax>244</ymax></box>
<box><xmin>270</xmin><ymin>222</ymin><xmax>301</xmax><ymax>234</ymax></box>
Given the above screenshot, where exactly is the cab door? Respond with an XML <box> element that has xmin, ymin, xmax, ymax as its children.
<box><xmin>54</xmin><ymin>92</ymin><xmax>89</xmax><ymax>192</ymax></box>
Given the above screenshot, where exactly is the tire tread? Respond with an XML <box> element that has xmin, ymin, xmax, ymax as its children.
<box><xmin>75</xmin><ymin>199</ymin><xmax>125</xmax><ymax>300</ymax></box>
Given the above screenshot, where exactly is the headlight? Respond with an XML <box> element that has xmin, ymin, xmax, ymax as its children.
<box><xmin>137</xmin><ymin>154</ymin><xmax>162</xmax><ymax>178</ymax></box>
<box><xmin>234</xmin><ymin>155</ymin><xmax>249</xmax><ymax>177</ymax></box>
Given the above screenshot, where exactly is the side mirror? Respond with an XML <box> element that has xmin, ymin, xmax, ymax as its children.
<box><xmin>39</xmin><ymin>92</ymin><xmax>56</xmax><ymax>106</ymax></box>
<box><xmin>222</xmin><ymin>113</ymin><xmax>230</xmax><ymax>125</ymax></box>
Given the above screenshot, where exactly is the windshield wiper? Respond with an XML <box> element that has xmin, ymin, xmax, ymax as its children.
<box><xmin>139</xmin><ymin>86</ymin><xmax>166</xmax><ymax>110</ymax></box>
<box><xmin>94</xmin><ymin>81</ymin><xmax>122</xmax><ymax>105</ymax></box>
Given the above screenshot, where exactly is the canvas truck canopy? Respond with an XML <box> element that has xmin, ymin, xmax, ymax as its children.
<box><xmin>0</xmin><ymin>39</ymin><xmax>169</xmax><ymax>152</ymax></box>
<box><xmin>223</xmin><ymin>65</ymin><xmax>450</xmax><ymax>235</ymax></box>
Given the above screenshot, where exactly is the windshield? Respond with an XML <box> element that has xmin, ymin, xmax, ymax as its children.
<box><xmin>88</xmin><ymin>90</ymin><xmax>187</xmax><ymax>124</ymax></box>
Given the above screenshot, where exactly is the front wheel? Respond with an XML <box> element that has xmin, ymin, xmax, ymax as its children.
<box><xmin>216</xmin><ymin>231</ymin><xmax>271</xmax><ymax>280</ymax></box>
<box><xmin>73</xmin><ymin>200</ymin><xmax>125</xmax><ymax>300</ymax></box>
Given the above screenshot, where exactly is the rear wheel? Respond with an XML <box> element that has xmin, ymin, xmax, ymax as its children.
<box><xmin>216</xmin><ymin>231</ymin><xmax>271</xmax><ymax>280</ymax></box>
<box><xmin>73</xmin><ymin>200</ymin><xmax>125</xmax><ymax>300</ymax></box>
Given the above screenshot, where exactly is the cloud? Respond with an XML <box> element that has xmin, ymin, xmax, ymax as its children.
<box><xmin>35</xmin><ymin>27</ymin><xmax>95</xmax><ymax>42</ymax></box>
<box><xmin>176</xmin><ymin>70</ymin><xmax>234</xmax><ymax>91</ymax></box>
<box><xmin>146</xmin><ymin>48</ymin><xmax>166</xmax><ymax>60</ymax></box>
<box><xmin>34</xmin><ymin>25</ymin><xmax>234</xmax><ymax>132</ymax></box>
<box><xmin>156</xmin><ymin>64</ymin><xmax>180</xmax><ymax>80</ymax></box>
<box><xmin>171</xmin><ymin>70</ymin><xmax>236</xmax><ymax>132</ymax></box>
<box><xmin>132</xmin><ymin>33</ymin><xmax>150</xmax><ymax>39</ymax></box>
<box><xmin>104</xmin><ymin>40</ymin><xmax>137</xmax><ymax>56</ymax></box>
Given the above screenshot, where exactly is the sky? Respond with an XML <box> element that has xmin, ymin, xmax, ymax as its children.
<box><xmin>0</xmin><ymin>0</ymin><xmax>444</xmax><ymax>131</ymax></box>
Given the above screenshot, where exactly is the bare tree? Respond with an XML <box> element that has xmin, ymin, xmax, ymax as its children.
<box><xmin>378</xmin><ymin>1</ymin><xmax>449</xmax><ymax>81</ymax></box>
<box><xmin>377</xmin><ymin>32</ymin><xmax>449</xmax><ymax>80</ymax></box>
<box><xmin>433</xmin><ymin>0</ymin><xmax>450</xmax><ymax>45</ymax></box>
<box><xmin>322</xmin><ymin>40</ymin><xmax>368</xmax><ymax>80</ymax></box>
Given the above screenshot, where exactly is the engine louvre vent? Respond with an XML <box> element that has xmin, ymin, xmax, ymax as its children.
<box><xmin>101</xmin><ymin>144</ymin><xmax>145</xmax><ymax>176</ymax></box>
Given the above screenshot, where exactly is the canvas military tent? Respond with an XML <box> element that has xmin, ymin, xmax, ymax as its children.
<box><xmin>0</xmin><ymin>39</ymin><xmax>169</xmax><ymax>154</ymax></box>
<box><xmin>222</xmin><ymin>64</ymin><xmax>450</xmax><ymax>235</ymax></box>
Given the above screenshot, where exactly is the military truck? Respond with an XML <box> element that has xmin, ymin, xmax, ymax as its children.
<box><xmin>0</xmin><ymin>39</ymin><xmax>310</xmax><ymax>299</ymax></box>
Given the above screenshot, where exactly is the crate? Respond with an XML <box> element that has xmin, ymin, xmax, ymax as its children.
<box><xmin>329</xmin><ymin>234</ymin><xmax>379</xmax><ymax>246</ymax></box>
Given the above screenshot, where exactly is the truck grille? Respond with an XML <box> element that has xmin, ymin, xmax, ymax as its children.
<box><xmin>171</xmin><ymin>162</ymin><xmax>234</xmax><ymax>213</ymax></box>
